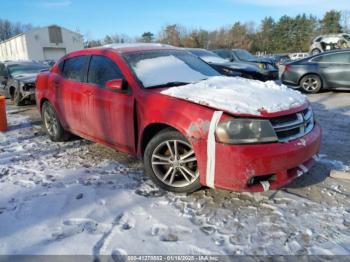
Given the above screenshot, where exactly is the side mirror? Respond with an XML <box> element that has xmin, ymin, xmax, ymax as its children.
<box><xmin>105</xmin><ymin>79</ymin><xmax>125</xmax><ymax>92</ymax></box>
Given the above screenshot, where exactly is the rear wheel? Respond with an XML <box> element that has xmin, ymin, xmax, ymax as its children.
<box><xmin>300</xmin><ymin>74</ymin><xmax>322</xmax><ymax>94</ymax></box>
<box><xmin>144</xmin><ymin>129</ymin><xmax>201</xmax><ymax>193</ymax></box>
<box><xmin>311</xmin><ymin>48</ymin><xmax>321</xmax><ymax>55</ymax></box>
<box><xmin>42</xmin><ymin>101</ymin><xmax>70</xmax><ymax>141</ymax></box>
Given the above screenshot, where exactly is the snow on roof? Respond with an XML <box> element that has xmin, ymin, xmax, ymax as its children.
<box><xmin>103</xmin><ymin>43</ymin><xmax>173</xmax><ymax>49</ymax></box>
<box><xmin>161</xmin><ymin>76</ymin><xmax>307</xmax><ymax>116</ymax></box>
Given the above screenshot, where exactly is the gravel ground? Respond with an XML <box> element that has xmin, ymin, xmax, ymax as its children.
<box><xmin>0</xmin><ymin>90</ymin><xmax>349</xmax><ymax>255</ymax></box>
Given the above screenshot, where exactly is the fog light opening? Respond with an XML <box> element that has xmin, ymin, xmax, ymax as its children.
<box><xmin>247</xmin><ymin>174</ymin><xmax>276</xmax><ymax>187</ymax></box>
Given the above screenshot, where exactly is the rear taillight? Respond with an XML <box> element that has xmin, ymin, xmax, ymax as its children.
<box><xmin>284</xmin><ymin>64</ymin><xmax>291</xmax><ymax>73</ymax></box>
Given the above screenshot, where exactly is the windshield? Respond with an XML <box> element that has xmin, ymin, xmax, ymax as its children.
<box><xmin>123</xmin><ymin>50</ymin><xmax>220</xmax><ymax>88</ymax></box>
<box><xmin>188</xmin><ymin>49</ymin><xmax>228</xmax><ymax>64</ymax></box>
<box><xmin>8</xmin><ymin>63</ymin><xmax>49</xmax><ymax>77</ymax></box>
<box><xmin>234</xmin><ymin>49</ymin><xmax>255</xmax><ymax>61</ymax></box>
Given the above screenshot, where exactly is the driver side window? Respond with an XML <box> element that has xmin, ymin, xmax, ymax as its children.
<box><xmin>87</xmin><ymin>55</ymin><xmax>124</xmax><ymax>87</ymax></box>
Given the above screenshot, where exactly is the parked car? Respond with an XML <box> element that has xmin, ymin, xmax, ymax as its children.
<box><xmin>281</xmin><ymin>49</ymin><xmax>350</xmax><ymax>93</ymax></box>
<box><xmin>0</xmin><ymin>61</ymin><xmax>49</xmax><ymax>105</ymax></box>
<box><xmin>310</xmin><ymin>34</ymin><xmax>350</xmax><ymax>55</ymax></box>
<box><xmin>185</xmin><ymin>48</ymin><xmax>273</xmax><ymax>81</ymax></box>
<box><xmin>289</xmin><ymin>53</ymin><xmax>309</xmax><ymax>61</ymax></box>
<box><xmin>213</xmin><ymin>49</ymin><xmax>279</xmax><ymax>80</ymax></box>
<box><xmin>36</xmin><ymin>44</ymin><xmax>321</xmax><ymax>193</ymax></box>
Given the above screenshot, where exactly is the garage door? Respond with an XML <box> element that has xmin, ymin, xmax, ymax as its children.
<box><xmin>43</xmin><ymin>47</ymin><xmax>66</xmax><ymax>61</ymax></box>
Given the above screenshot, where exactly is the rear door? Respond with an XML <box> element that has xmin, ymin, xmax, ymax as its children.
<box><xmin>55</xmin><ymin>55</ymin><xmax>89</xmax><ymax>132</ymax></box>
<box><xmin>83</xmin><ymin>55</ymin><xmax>134</xmax><ymax>152</ymax></box>
<box><xmin>315</xmin><ymin>52</ymin><xmax>350</xmax><ymax>88</ymax></box>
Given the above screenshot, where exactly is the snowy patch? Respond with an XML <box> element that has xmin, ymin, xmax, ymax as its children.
<box><xmin>162</xmin><ymin>76</ymin><xmax>307</xmax><ymax>116</ymax></box>
<box><xmin>317</xmin><ymin>154</ymin><xmax>350</xmax><ymax>172</ymax></box>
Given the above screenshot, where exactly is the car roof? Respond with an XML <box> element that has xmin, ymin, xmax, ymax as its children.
<box><xmin>93</xmin><ymin>43</ymin><xmax>178</xmax><ymax>53</ymax></box>
<box><xmin>317</xmin><ymin>48</ymin><xmax>350</xmax><ymax>55</ymax></box>
<box><xmin>4</xmin><ymin>61</ymin><xmax>45</xmax><ymax>66</ymax></box>
<box><xmin>185</xmin><ymin>48</ymin><xmax>214</xmax><ymax>53</ymax></box>
<box><xmin>314</xmin><ymin>33</ymin><xmax>350</xmax><ymax>39</ymax></box>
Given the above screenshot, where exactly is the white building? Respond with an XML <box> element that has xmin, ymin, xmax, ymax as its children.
<box><xmin>0</xmin><ymin>25</ymin><xmax>84</xmax><ymax>62</ymax></box>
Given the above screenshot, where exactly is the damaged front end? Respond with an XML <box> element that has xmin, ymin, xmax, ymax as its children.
<box><xmin>19</xmin><ymin>82</ymin><xmax>36</xmax><ymax>101</ymax></box>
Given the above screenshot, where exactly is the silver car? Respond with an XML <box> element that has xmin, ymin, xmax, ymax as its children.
<box><xmin>310</xmin><ymin>34</ymin><xmax>350</xmax><ymax>55</ymax></box>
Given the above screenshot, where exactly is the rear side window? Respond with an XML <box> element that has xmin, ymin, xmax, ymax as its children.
<box><xmin>87</xmin><ymin>55</ymin><xmax>124</xmax><ymax>87</ymax></box>
<box><xmin>0</xmin><ymin>63</ymin><xmax>6</xmax><ymax>76</ymax></box>
<box><xmin>61</xmin><ymin>56</ymin><xmax>88</xmax><ymax>82</ymax></box>
<box><xmin>313</xmin><ymin>52</ymin><xmax>350</xmax><ymax>63</ymax></box>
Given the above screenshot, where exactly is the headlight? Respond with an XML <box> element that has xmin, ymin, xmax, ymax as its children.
<box><xmin>258</xmin><ymin>63</ymin><xmax>267</xmax><ymax>70</ymax></box>
<box><xmin>215</xmin><ymin>119</ymin><xmax>278</xmax><ymax>144</ymax></box>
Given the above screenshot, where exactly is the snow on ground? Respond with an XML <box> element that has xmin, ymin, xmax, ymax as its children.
<box><xmin>0</xmin><ymin>110</ymin><xmax>221</xmax><ymax>255</ymax></box>
<box><xmin>162</xmin><ymin>76</ymin><xmax>307</xmax><ymax>115</ymax></box>
<box><xmin>0</xmin><ymin>93</ymin><xmax>350</xmax><ymax>256</ymax></box>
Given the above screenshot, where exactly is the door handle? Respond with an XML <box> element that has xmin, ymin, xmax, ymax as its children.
<box><xmin>84</xmin><ymin>90</ymin><xmax>93</xmax><ymax>96</ymax></box>
<box><xmin>53</xmin><ymin>81</ymin><xmax>60</xmax><ymax>88</ymax></box>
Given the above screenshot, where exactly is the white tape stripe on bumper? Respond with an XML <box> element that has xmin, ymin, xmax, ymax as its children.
<box><xmin>206</xmin><ymin>111</ymin><xmax>223</xmax><ymax>188</ymax></box>
<box><xmin>297</xmin><ymin>164</ymin><xmax>309</xmax><ymax>177</ymax></box>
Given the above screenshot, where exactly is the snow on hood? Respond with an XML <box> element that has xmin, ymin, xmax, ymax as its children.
<box><xmin>228</xmin><ymin>62</ymin><xmax>258</xmax><ymax>71</ymax></box>
<box><xmin>13</xmin><ymin>73</ymin><xmax>38</xmax><ymax>83</ymax></box>
<box><xmin>161</xmin><ymin>76</ymin><xmax>307</xmax><ymax>116</ymax></box>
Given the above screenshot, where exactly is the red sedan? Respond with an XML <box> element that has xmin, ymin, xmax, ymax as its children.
<box><xmin>35</xmin><ymin>44</ymin><xmax>321</xmax><ymax>193</ymax></box>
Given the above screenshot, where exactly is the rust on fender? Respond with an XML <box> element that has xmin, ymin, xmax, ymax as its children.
<box><xmin>0</xmin><ymin>96</ymin><xmax>7</xmax><ymax>132</ymax></box>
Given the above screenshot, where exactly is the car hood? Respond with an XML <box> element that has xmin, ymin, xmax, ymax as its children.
<box><xmin>12</xmin><ymin>73</ymin><xmax>38</xmax><ymax>84</ymax></box>
<box><xmin>159</xmin><ymin>76</ymin><xmax>307</xmax><ymax>117</ymax></box>
<box><xmin>226</xmin><ymin>62</ymin><xmax>260</xmax><ymax>72</ymax></box>
<box><xmin>245</xmin><ymin>57</ymin><xmax>274</xmax><ymax>64</ymax></box>
<box><xmin>211</xmin><ymin>61</ymin><xmax>259</xmax><ymax>72</ymax></box>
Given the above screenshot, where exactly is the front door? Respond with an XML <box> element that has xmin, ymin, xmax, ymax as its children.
<box><xmin>82</xmin><ymin>55</ymin><xmax>135</xmax><ymax>153</ymax></box>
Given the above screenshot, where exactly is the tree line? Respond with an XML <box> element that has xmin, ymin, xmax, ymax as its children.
<box><xmin>86</xmin><ymin>10</ymin><xmax>349</xmax><ymax>54</ymax></box>
<box><xmin>0</xmin><ymin>19</ymin><xmax>33</xmax><ymax>42</ymax></box>
<box><xmin>0</xmin><ymin>10</ymin><xmax>348</xmax><ymax>54</ymax></box>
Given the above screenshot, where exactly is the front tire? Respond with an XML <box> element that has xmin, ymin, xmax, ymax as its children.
<box><xmin>13</xmin><ymin>88</ymin><xmax>24</xmax><ymax>106</ymax></box>
<box><xmin>42</xmin><ymin>101</ymin><xmax>70</xmax><ymax>141</ymax></box>
<box><xmin>300</xmin><ymin>74</ymin><xmax>322</xmax><ymax>94</ymax></box>
<box><xmin>144</xmin><ymin>129</ymin><xmax>201</xmax><ymax>193</ymax></box>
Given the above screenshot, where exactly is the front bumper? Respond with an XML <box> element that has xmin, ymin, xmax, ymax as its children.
<box><xmin>260</xmin><ymin>70</ymin><xmax>279</xmax><ymax>81</ymax></box>
<box><xmin>204</xmin><ymin>122</ymin><xmax>321</xmax><ymax>192</ymax></box>
<box><xmin>20</xmin><ymin>84</ymin><xmax>36</xmax><ymax>101</ymax></box>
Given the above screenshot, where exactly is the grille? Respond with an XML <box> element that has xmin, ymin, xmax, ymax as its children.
<box><xmin>23</xmin><ymin>83</ymin><xmax>35</xmax><ymax>91</ymax></box>
<box><xmin>270</xmin><ymin>107</ymin><xmax>314</xmax><ymax>142</ymax></box>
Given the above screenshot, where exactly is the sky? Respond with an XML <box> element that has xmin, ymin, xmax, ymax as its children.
<box><xmin>2</xmin><ymin>0</ymin><xmax>349</xmax><ymax>39</ymax></box>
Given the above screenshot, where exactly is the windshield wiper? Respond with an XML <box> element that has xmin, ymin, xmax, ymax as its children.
<box><xmin>147</xmin><ymin>81</ymin><xmax>190</xmax><ymax>89</ymax></box>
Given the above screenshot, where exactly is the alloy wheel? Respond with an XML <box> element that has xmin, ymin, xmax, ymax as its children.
<box><xmin>302</xmin><ymin>77</ymin><xmax>319</xmax><ymax>92</ymax></box>
<box><xmin>43</xmin><ymin>105</ymin><xmax>59</xmax><ymax>137</ymax></box>
<box><xmin>151</xmin><ymin>139</ymin><xmax>198</xmax><ymax>188</ymax></box>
